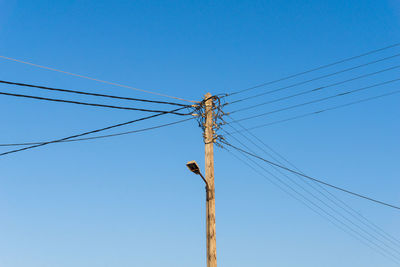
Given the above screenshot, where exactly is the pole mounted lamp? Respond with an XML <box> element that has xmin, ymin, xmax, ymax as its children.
<box><xmin>186</xmin><ymin>160</ymin><xmax>209</xmax><ymax>189</ymax></box>
<box><xmin>186</xmin><ymin>159</ymin><xmax>213</xmax><ymax>267</ymax></box>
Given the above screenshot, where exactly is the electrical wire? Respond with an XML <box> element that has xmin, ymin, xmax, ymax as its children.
<box><xmin>225</xmin><ymin>90</ymin><xmax>400</xmax><ymax>133</ymax></box>
<box><xmin>0</xmin><ymin>117</ymin><xmax>194</xmax><ymax>147</ymax></box>
<box><xmin>0</xmin><ymin>55</ymin><xmax>198</xmax><ymax>103</ymax></box>
<box><xmin>251</xmin><ymin>127</ymin><xmax>400</xmax><ymax>249</ymax></box>
<box><xmin>220</xmin><ymin>140</ymin><xmax>400</xmax><ymax>211</ymax></box>
<box><xmin>222</xmin><ymin>133</ymin><xmax>400</xmax><ymax>263</ymax></box>
<box><xmin>0</xmin><ymin>107</ymin><xmax>187</xmax><ymax>157</ymax></box>
<box><xmin>222</xmin><ymin>138</ymin><xmax>400</xmax><ymax>265</ymax></box>
<box><xmin>225</xmin><ymin>42</ymin><xmax>400</xmax><ymax>97</ymax></box>
<box><xmin>226</xmin><ymin>63</ymin><xmax>400</xmax><ymax>106</ymax></box>
<box><xmin>223</xmin><ymin>114</ymin><xmax>400</xmax><ymax>256</ymax></box>
<box><xmin>0</xmin><ymin>80</ymin><xmax>188</xmax><ymax>107</ymax></box>
<box><xmin>225</xmin><ymin>78</ymin><xmax>400</xmax><ymax>124</ymax></box>
<box><xmin>228</xmin><ymin>65</ymin><xmax>400</xmax><ymax>114</ymax></box>
<box><xmin>0</xmin><ymin>91</ymin><xmax>191</xmax><ymax>115</ymax></box>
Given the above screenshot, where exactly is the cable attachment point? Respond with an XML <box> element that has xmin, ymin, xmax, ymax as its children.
<box><xmin>196</xmin><ymin>94</ymin><xmax>225</xmax><ymax>144</ymax></box>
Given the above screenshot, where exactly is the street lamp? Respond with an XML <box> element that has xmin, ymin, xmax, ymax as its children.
<box><xmin>186</xmin><ymin>160</ymin><xmax>214</xmax><ymax>266</ymax></box>
<box><xmin>186</xmin><ymin>160</ymin><xmax>209</xmax><ymax>189</ymax></box>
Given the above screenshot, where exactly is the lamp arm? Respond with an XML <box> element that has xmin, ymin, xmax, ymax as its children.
<box><xmin>198</xmin><ymin>172</ymin><xmax>209</xmax><ymax>189</ymax></box>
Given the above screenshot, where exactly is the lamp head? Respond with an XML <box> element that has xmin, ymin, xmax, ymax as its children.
<box><xmin>186</xmin><ymin>160</ymin><xmax>201</xmax><ymax>175</ymax></box>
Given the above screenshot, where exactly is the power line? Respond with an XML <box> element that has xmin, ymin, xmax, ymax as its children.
<box><xmin>225</xmin><ymin>90</ymin><xmax>400</xmax><ymax>133</ymax></box>
<box><xmin>224</xmin><ymin>114</ymin><xmax>400</xmax><ymax>256</ymax></box>
<box><xmin>225</xmin><ymin>78</ymin><xmax>400</xmax><ymax>124</ymax></box>
<box><xmin>228</xmin><ymin>64</ymin><xmax>400</xmax><ymax>114</ymax></box>
<box><xmin>222</xmin><ymin>139</ymin><xmax>400</xmax><ymax>265</ymax></box>
<box><xmin>222</xmin><ymin>132</ymin><xmax>400</xmax><ymax>263</ymax></box>
<box><xmin>0</xmin><ymin>90</ymin><xmax>191</xmax><ymax>115</ymax></box>
<box><xmin>226</xmin><ymin>63</ymin><xmax>400</xmax><ymax>106</ymax></box>
<box><xmin>0</xmin><ymin>80</ymin><xmax>188</xmax><ymax>107</ymax></box>
<box><xmin>0</xmin><ymin>107</ymin><xmax>187</xmax><ymax>157</ymax></box>
<box><xmin>0</xmin><ymin>117</ymin><xmax>194</xmax><ymax>147</ymax></box>
<box><xmin>225</xmin><ymin>42</ymin><xmax>400</xmax><ymax>97</ymax></box>
<box><xmin>221</xmin><ymin>140</ymin><xmax>400</xmax><ymax>211</ymax></box>
<box><xmin>0</xmin><ymin>55</ymin><xmax>198</xmax><ymax>103</ymax></box>
<box><xmin>243</xmin><ymin>120</ymin><xmax>400</xmax><ymax>247</ymax></box>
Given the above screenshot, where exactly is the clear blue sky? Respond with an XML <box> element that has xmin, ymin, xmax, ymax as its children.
<box><xmin>1</xmin><ymin>1</ymin><xmax>400</xmax><ymax>266</ymax></box>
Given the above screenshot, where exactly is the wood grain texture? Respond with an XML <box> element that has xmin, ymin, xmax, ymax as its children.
<box><xmin>204</xmin><ymin>93</ymin><xmax>217</xmax><ymax>267</ymax></box>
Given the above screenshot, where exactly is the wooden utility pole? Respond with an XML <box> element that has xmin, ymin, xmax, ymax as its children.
<box><xmin>204</xmin><ymin>92</ymin><xmax>217</xmax><ymax>267</ymax></box>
